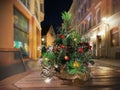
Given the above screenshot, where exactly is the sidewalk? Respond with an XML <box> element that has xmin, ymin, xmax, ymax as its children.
<box><xmin>93</xmin><ymin>58</ymin><xmax>120</xmax><ymax>68</ymax></box>
<box><xmin>26</xmin><ymin>58</ymin><xmax>120</xmax><ymax>70</ymax></box>
<box><xmin>0</xmin><ymin>58</ymin><xmax>120</xmax><ymax>90</ymax></box>
<box><xmin>0</xmin><ymin>71</ymin><xmax>30</xmax><ymax>90</ymax></box>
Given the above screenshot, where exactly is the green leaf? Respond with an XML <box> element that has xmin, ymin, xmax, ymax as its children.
<box><xmin>68</xmin><ymin>60</ymin><xmax>74</xmax><ymax>68</ymax></box>
<box><xmin>62</xmin><ymin>38</ymin><xmax>67</xmax><ymax>45</ymax></box>
<box><xmin>68</xmin><ymin>68</ymin><xmax>78</xmax><ymax>74</ymax></box>
<box><xmin>61</xmin><ymin>12</ymin><xmax>71</xmax><ymax>21</ymax></box>
<box><xmin>43</xmin><ymin>52</ymin><xmax>55</xmax><ymax>60</ymax></box>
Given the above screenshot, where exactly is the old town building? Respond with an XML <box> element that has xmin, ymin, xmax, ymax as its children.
<box><xmin>70</xmin><ymin>0</ymin><xmax>120</xmax><ymax>59</ymax></box>
<box><xmin>0</xmin><ymin>0</ymin><xmax>44</xmax><ymax>60</ymax></box>
<box><xmin>0</xmin><ymin>0</ymin><xmax>44</xmax><ymax>69</ymax></box>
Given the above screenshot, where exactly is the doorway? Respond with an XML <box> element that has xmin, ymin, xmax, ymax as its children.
<box><xmin>97</xmin><ymin>35</ymin><xmax>102</xmax><ymax>58</ymax></box>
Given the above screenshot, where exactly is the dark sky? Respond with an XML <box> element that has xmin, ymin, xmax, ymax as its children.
<box><xmin>41</xmin><ymin>0</ymin><xmax>73</xmax><ymax>35</ymax></box>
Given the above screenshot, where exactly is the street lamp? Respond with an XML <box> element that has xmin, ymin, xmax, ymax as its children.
<box><xmin>41</xmin><ymin>36</ymin><xmax>46</xmax><ymax>45</ymax></box>
<box><xmin>42</xmin><ymin>38</ymin><xmax>45</xmax><ymax>42</ymax></box>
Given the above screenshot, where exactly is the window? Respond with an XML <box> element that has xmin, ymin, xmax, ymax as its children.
<box><xmin>35</xmin><ymin>0</ymin><xmax>39</xmax><ymax>19</ymax></box>
<box><xmin>112</xmin><ymin>0</ymin><xmax>120</xmax><ymax>14</ymax></box>
<box><xmin>14</xmin><ymin>8</ymin><xmax>29</xmax><ymax>58</ymax></box>
<box><xmin>81</xmin><ymin>24</ymin><xmax>84</xmax><ymax>34</ymax></box>
<box><xmin>89</xmin><ymin>15</ymin><xmax>92</xmax><ymax>29</ymax></box>
<box><xmin>84</xmin><ymin>23</ymin><xmax>87</xmax><ymax>33</ymax></box>
<box><xmin>96</xmin><ymin>9</ymin><xmax>101</xmax><ymax>24</ymax></box>
<box><xmin>20</xmin><ymin>0</ymin><xmax>30</xmax><ymax>10</ymax></box>
<box><xmin>88</xmin><ymin>0</ymin><xmax>92</xmax><ymax>8</ymax></box>
<box><xmin>84</xmin><ymin>3</ymin><xmax>87</xmax><ymax>14</ymax></box>
<box><xmin>40</xmin><ymin>3</ymin><xmax>44</xmax><ymax>13</ymax></box>
<box><xmin>79</xmin><ymin>0</ymin><xmax>83</xmax><ymax>5</ymax></box>
<box><xmin>81</xmin><ymin>8</ymin><xmax>84</xmax><ymax>18</ymax></box>
<box><xmin>111</xmin><ymin>28</ymin><xmax>120</xmax><ymax>47</ymax></box>
<box><xmin>40</xmin><ymin>0</ymin><xmax>44</xmax><ymax>13</ymax></box>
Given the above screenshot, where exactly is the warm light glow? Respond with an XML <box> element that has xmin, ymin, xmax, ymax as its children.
<box><xmin>102</xmin><ymin>17</ymin><xmax>109</xmax><ymax>23</ymax></box>
<box><xmin>24</xmin><ymin>43</ymin><xmax>28</xmax><ymax>52</ymax></box>
<box><xmin>74</xmin><ymin>38</ymin><xmax>77</xmax><ymax>41</ymax></box>
<box><xmin>98</xmin><ymin>30</ymin><xmax>104</xmax><ymax>36</ymax></box>
<box><xmin>90</xmin><ymin>34</ymin><xmax>96</xmax><ymax>40</ymax></box>
<box><xmin>44</xmin><ymin>78</ymin><xmax>51</xmax><ymax>83</ymax></box>
<box><xmin>45</xmin><ymin>58</ymin><xmax>49</xmax><ymax>61</ymax></box>
<box><xmin>99</xmin><ymin>66</ymin><xmax>112</xmax><ymax>73</ymax></box>
<box><xmin>37</xmin><ymin>46</ymin><xmax>41</xmax><ymax>50</ymax></box>
<box><xmin>102</xmin><ymin>17</ymin><xmax>107</xmax><ymax>21</ymax></box>
<box><xmin>42</xmin><ymin>38</ymin><xmax>45</xmax><ymax>41</ymax></box>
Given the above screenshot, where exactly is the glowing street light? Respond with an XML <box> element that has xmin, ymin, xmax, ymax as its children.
<box><xmin>102</xmin><ymin>17</ymin><xmax>107</xmax><ymax>22</ymax></box>
<box><xmin>102</xmin><ymin>17</ymin><xmax>109</xmax><ymax>24</ymax></box>
<box><xmin>42</xmin><ymin>38</ymin><xmax>45</xmax><ymax>42</ymax></box>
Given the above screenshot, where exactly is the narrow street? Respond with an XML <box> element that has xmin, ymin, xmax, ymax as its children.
<box><xmin>0</xmin><ymin>0</ymin><xmax>120</xmax><ymax>90</ymax></box>
<box><xmin>0</xmin><ymin>59</ymin><xmax>120</xmax><ymax>90</ymax></box>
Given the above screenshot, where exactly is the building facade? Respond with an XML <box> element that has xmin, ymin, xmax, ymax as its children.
<box><xmin>0</xmin><ymin>0</ymin><xmax>44</xmax><ymax>68</ymax></box>
<box><xmin>70</xmin><ymin>0</ymin><xmax>120</xmax><ymax>59</ymax></box>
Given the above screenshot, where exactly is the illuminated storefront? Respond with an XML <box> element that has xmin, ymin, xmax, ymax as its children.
<box><xmin>14</xmin><ymin>8</ymin><xmax>29</xmax><ymax>58</ymax></box>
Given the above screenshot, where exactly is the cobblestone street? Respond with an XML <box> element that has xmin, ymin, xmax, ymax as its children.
<box><xmin>1</xmin><ymin>0</ymin><xmax>120</xmax><ymax>90</ymax></box>
<box><xmin>0</xmin><ymin>59</ymin><xmax>120</xmax><ymax>90</ymax></box>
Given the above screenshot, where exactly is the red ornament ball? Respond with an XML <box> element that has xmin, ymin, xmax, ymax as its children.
<box><xmin>61</xmin><ymin>44</ymin><xmax>65</xmax><ymax>48</ymax></box>
<box><xmin>64</xmin><ymin>56</ymin><xmax>69</xmax><ymax>60</ymax></box>
<box><xmin>78</xmin><ymin>48</ymin><xmax>83</xmax><ymax>53</ymax></box>
<box><xmin>61</xmin><ymin>35</ymin><xmax>65</xmax><ymax>39</ymax></box>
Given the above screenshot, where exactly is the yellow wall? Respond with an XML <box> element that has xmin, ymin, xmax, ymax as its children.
<box><xmin>46</xmin><ymin>26</ymin><xmax>55</xmax><ymax>47</ymax></box>
<box><xmin>0</xmin><ymin>0</ymin><xmax>14</xmax><ymax>48</ymax></box>
<box><xmin>0</xmin><ymin>0</ymin><xmax>42</xmax><ymax>66</ymax></box>
<box><xmin>30</xmin><ymin>16</ymin><xmax>41</xmax><ymax>60</ymax></box>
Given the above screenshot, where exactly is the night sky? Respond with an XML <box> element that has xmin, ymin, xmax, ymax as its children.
<box><xmin>41</xmin><ymin>0</ymin><xmax>73</xmax><ymax>35</ymax></box>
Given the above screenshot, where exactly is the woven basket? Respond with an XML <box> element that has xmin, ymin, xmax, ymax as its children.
<box><xmin>56</xmin><ymin>68</ymin><xmax>90</xmax><ymax>82</ymax></box>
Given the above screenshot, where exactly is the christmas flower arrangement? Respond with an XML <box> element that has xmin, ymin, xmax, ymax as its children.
<box><xmin>42</xmin><ymin>12</ymin><xmax>93</xmax><ymax>82</ymax></box>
